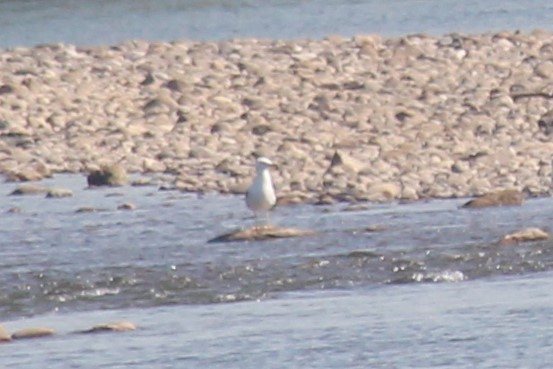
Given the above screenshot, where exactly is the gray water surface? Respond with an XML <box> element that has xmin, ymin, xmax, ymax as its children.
<box><xmin>4</xmin><ymin>273</ymin><xmax>553</xmax><ymax>368</ymax></box>
<box><xmin>2</xmin><ymin>174</ymin><xmax>553</xmax><ymax>367</ymax></box>
<box><xmin>1</xmin><ymin>0</ymin><xmax>553</xmax><ymax>47</ymax></box>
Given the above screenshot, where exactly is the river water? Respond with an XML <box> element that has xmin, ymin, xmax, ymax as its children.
<box><xmin>3</xmin><ymin>1</ymin><xmax>553</xmax><ymax>367</ymax></box>
<box><xmin>2</xmin><ymin>174</ymin><xmax>553</xmax><ymax>367</ymax></box>
<box><xmin>0</xmin><ymin>0</ymin><xmax>552</xmax><ymax>48</ymax></box>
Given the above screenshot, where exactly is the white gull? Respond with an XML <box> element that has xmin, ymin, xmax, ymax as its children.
<box><xmin>245</xmin><ymin>157</ymin><xmax>277</xmax><ymax>218</ymax></box>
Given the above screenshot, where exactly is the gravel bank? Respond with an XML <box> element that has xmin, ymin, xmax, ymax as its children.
<box><xmin>1</xmin><ymin>30</ymin><xmax>553</xmax><ymax>202</ymax></box>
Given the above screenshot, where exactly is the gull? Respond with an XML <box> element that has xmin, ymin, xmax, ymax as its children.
<box><xmin>246</xmin><ymin>157</ymin><xmax>277</xmax><ymax>221</ymax></box>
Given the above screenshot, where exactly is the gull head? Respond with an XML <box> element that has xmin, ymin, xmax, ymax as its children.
<box><xmin>255</xmin><ymin>157</ymin><xmax>276</xmax><ymax>172</ymax></box>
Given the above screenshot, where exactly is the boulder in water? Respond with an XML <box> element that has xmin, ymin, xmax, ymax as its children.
<box><xmin>87</xmin><ymin>164</ymin><xmax>128</xmax><ymax>187</ymax></box>
<box><xmin>461</xmin><ymin>189</ymin><xmax>523</xmax><ymax>208</ymax></box>
<box><xmin>500</xmin><ymin>227</ymin><xmax>550</xmax><ymax>244</ymax></box>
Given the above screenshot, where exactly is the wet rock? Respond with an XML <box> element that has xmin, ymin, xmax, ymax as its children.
<box><xmin>75</xmin><ymin>206</ymin><xmax>101</xmax><ymax>213</ymax></box>
<box><xmin>347</xmin><ymin>249</ymin><xmax>381</xmax><ymax>258</ymax></box>
<box><xmin>117</xmin><ymin>202</ymin><xmax>136</xmax><ymax>210</ymax></box>
<box><xmin>87</xmin><ymin>164</ymin><xmax>128</xmax><ymax>187</ymax></box>
<box><xmin>314</xmin><ymin>194</ymin><xmax>336</xmax><ymax>205</ymax></box>
<box><xmin>10</xmin><ymin>184</ymin><xmax>49</xmax><ymax>195</ymax></box>
<box><xmin>500</xmin><ymin>227</ymin><xmax>550</xmax><ymax>244</ymax></box>
<box><xmin>131</xmin><ymin>178</ymin><xmax>155</xmax><ymax>187</ymax></box>
<box><xmin>461</xmin><ymin>189</ymin><xmax>524</xmax><ymax>208</ymax></box>
<box><xmin>11</xmin><ymin>327</ymin><xmax>55</xmax><ymax>340</ymax></box>
<box><xmin>209</xmin><ymin>225</ymin><xmax>316</xmax><ymax>243</ymax></box>
<box><xmin>342</xmin><ymin>203</ymin><xmax>369</xmax><ymax>212</ymax></box>
<box><xmin>4</xmin><ymin>166</ymin><xmax>50</xmax><ymax>182</ymax></box>
<box><xmin>46</xmin><ymin>188</ymin><xmax>73</xmax><ymax>198</ymax></box>
<box><xmin>80</xmin><ymin>321</ymin><xmax>137</xmax><ymax>334</ymax></box>
<box><xmin>0</xmin><ymin>325</ymin><xmax>11</xmax><ymax>343</ymax></box>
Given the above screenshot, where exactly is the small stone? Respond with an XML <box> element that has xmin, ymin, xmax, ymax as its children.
<box><xmin>314</xmin><ymin>194</ymin><xmax>336</xmax><ymax>205</ymax></box>
<box><xmin>75</xmin><ymin>207</ymin><xmax>99</xmax><ymax>213</ymax></box>
<box><xmin>10</xmin><ymin>184</ymin><xmax>49</xmax><ymax>195</ymax></box>
<box><xmin>81</xmin><ymin>321</ymin><xmax>137</xmax><ymax>334</ymax></box>
<box><xmin>537</xmin><ymin>110</ymin><xmax>553</xmax><ymax>135</ymax></box>
<box><xmin>328</xmin><ymin>150</ymin><xmax>366</xmax><ymax>173</ymax></box>
<box><xmin>46</xmin><ymin>188</ymin><xmax>73</xmax><ymax>198</ymax></box>
<box><xmin>342</xmin><ymin>203</ymin><xmax>369</xmax><ymax>212</ymax></box>
<box><xmin>164</xmin><ymin>79</ymin><xmax>187</xmax><ymax>92</ymax></box>
<box><xmin>118</xmin><ymin>202</ymin><xmax>136</xmax><ymax>210</ymax></box>
<box><xmin>11</xmin><ymin>327</ymin><xmax>55</xmax><ymax>340</ymax></box>
<box><xmin>276</xmin><ymin>193</ymin><xmax>309</xmax><ymax>206</ymax></box>
<box><xmin>131</xmin><ymin>178</ymin><xmax>155</xmax><ymax>187</ymax></box>
<box><xmin>365</xmin><ymin>182</ymin><xmax>401</xmax><ymax>202</ymax></box>
<box><xmin>500</xmin><ymin>227</ymin><xmax>550</xmax><ymax>244</ymax></box>
<box><xmin>365</xmin><ymin>225</ymin><xmax>386</xmax><ymax>232</ymax></box>
<box><xmin>251</xmin><ymin>124</ymin><xmax>272</xmax><ymax>136</ymax></box>
<box><xmin>0</xmin><ymin>84</ymin><xmax>15</xmax><ymax>94</ymax></box>
<box><xmin>141</xmin><ymin>72</ymin><xmax>155</xmax><ymax>86</ymax></box>
<box><xmin>0</xmin><ymin>325</ymin><xmax>11</xmax><ymax>342</ymax></box>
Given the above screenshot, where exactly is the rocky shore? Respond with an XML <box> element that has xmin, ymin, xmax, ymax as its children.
<box><xmin>1</xmin><ymin>30</ymin><xmax>553</xmax><ymax>203</ymax></box>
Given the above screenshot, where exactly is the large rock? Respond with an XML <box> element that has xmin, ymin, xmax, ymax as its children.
<box><xmin>461</xmin><ymin>189</ymin><xmax>524</xmax><ymax>208</ymax></box>
<box><xmin>209</xmin><ymin>225</ymin><xmax>316</xmax><ymax>243</ymax></box>
<box><xmin>87</xmin><ymin>164</ymin><xmax>128</xmax><ymax>187</ymax></box>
